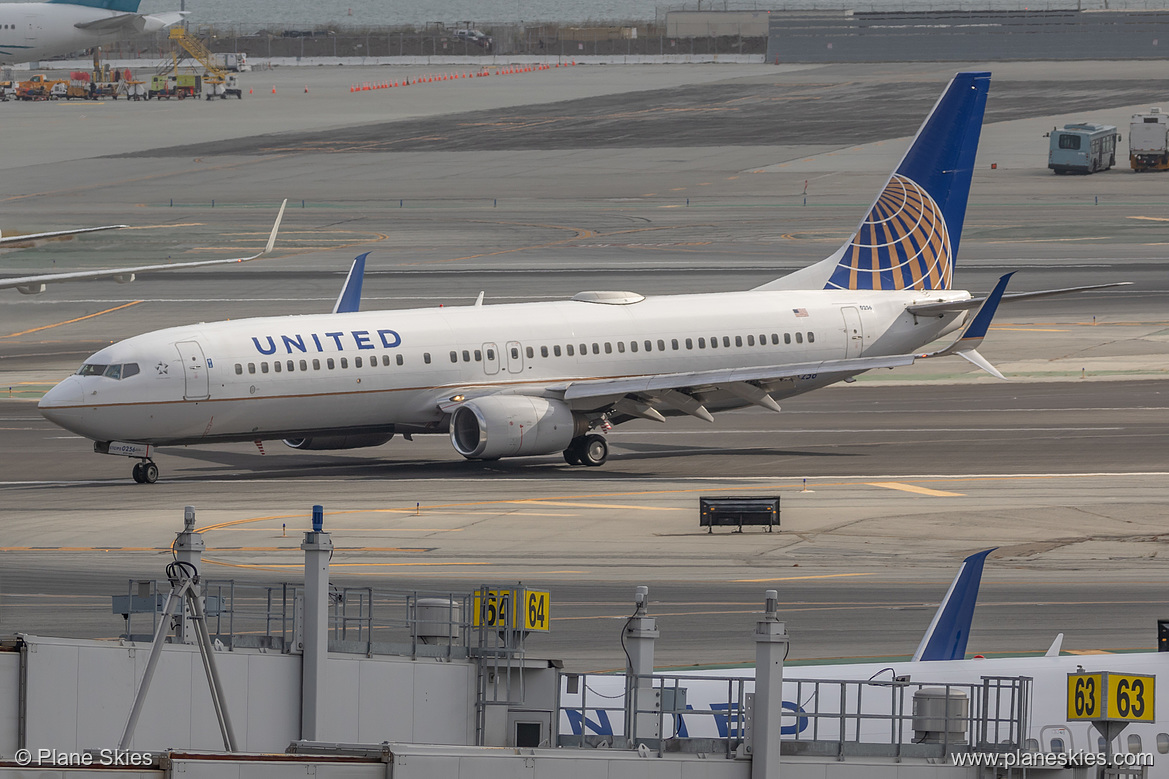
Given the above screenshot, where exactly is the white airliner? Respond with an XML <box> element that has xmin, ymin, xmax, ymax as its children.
<box><xmin>0</xmin><ymin>0</ymin><xmax>184</xmax><ymax>65</ymax></box>
<box><xmin>562</xmin><ymin>552</ymin><xmax>1168</xmax><ymax>771</ymax></box>
<box><xmin>38</xmin><ymin>73</ymin><xmax>1127</xmax><ymax>483</ymax></box>
<box><xmin>1</xmin><ymin>201</ymin><xmax>285</xmax><ymax>295</ymax></box>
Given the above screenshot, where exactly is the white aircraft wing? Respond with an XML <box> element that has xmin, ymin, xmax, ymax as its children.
<box><xmin>0</xmin><ymin>224</ymin><xmax>128</xmax><ymax>245</ymax></box>
<box><xmin>74</xmin><ymin>10</ymin><xmax>188</xmax><ymax>33</ymax></box>
<box><xmin>0</xmin><ymin>200</ymin><xmax>286</xmax><ymax>295</ymax></box>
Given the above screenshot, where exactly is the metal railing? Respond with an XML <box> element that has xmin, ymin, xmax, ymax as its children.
<box><xmin>559</xmin><ymin>671</ymin><xmax>1031</xmax><ymax>760</ymax></box>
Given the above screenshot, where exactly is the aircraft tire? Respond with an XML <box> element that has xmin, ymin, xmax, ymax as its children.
<box><xmin>132</xmin><ymin>462</ymin><xmax>144</xmax><ymax>483</ymax></box>
<box><xmin>142</xmin><ymin>462</ymin><xmax>159</xmax><ymax>484</ymax></box>
<box><xmin>581</xmin><ymin>434</ymin><xmax>608</xmax><ymax>467</ymax></box>
<box><xmin>563</xmin><ymin>439</ymin><xmax>583</xmax><ymax>465</ymax></box>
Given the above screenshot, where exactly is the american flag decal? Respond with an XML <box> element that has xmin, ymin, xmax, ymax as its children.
<box><xmin>793</xmin><ymin>308</ymin><xmax>809</xmax><ymax>317</ymax></box>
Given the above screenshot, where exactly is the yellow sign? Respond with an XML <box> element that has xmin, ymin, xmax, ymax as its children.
<box><xmin>472</xmin><ymin>589</ymin><xmax>514</xmax><ymax>629</ymax></box>
<box><xmin>472</xmin><ymin>588</ymin><xmax>551</xmax><ymax>632</ymax></box>
<box><xmin>522</xmin><ymin>589</ymin><xmax>550</xmax><ymax>632</ymax></box>
<box><xmin>1068</xmin><ymin>672</ymin><xmax>1155</xmax><ymax>722</ymax></box>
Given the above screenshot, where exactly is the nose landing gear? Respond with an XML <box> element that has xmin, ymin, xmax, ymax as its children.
<box><xmin>131</xmin><ymin>460</ymin><xmax>159</xmax><ymax>484</ymax></box>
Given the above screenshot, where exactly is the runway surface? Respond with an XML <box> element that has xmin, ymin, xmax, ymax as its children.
<box><xmin>1</xmin><ymin>60</ymin><xmax>1167</xmax><ymax>671</ymax></box>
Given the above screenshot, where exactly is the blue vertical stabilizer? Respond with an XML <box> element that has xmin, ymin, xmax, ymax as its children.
<box><xmin>912</xmin><ymin>548</ymin><xmax>995</xmax><ymax>662</ymax></box>
<box><xmin>333</xmin><ymin>253</ymin><xmax>368</xmax><ymax>314</ymax></box>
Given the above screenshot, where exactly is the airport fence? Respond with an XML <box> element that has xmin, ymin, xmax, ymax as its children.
<box><xmin>94</xmin><ymin>23</ymin><xmax>767</xmax><ymax>62</ymax></box>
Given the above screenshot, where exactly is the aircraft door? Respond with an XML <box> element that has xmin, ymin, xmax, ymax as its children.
<box><xmin>23</xmin><ymin>15</ymin><xmax>37</xmax><ymax>41</ymax></box>
<box><xmin>175</xmin><ymin>340</ymin><xmax>210</xmax><ymax>400</ymax></box>
<box><xmin>483</xmin><ymin>343</ymin><xmax>499</xmax><ymax>375</ymax></box>
<box><xmin>506</xmin><ymin>340</ymin><xmax>524</xmax><ymax>374</ymax></box>
<box><xmin>841</xmin><ymin>306</ymin><xmax>864</xmax><ymax>359</ymax></box>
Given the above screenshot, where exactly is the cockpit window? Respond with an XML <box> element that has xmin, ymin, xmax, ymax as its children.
<box><xmin>77</xmin><ymin>362</ymin><xmax>139</xmax><ymax>380</ymax></box>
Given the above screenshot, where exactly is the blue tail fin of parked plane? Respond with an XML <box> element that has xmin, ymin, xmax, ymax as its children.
<box><xmin>333</xmin><ymin>253</ymin><xmax>368</xmax><ymax>314</ymax></box>
<box><xmin>48</xmin><ymin>0</ymin><xmax>143</xmax><ymax>12</ymax></box>
<box><xmin>912</xmin><ymin>548</ymin><xmax>995</xmax><ymax>662</ymax></box>
<box><xmin>758</xmin><ymin>72</ymin><xmax>990</xmax><ymax>293</ymax></box>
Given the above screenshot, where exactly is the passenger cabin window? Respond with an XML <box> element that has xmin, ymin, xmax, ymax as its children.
<box><xmin>422</xmin><ymin>353</ymin><xmax>431</xmax><ymax>364</ymax></box>
<box><xmin>248</xmin><ymin>363</ymin><xmax>256</xmax><ymax>374</ymax></box>
<box><xmin>300</xmin><ymin>360</ymin><xmax>308</xmax><ymax>371</ymax></box>
<box><xmin>723</xmin><ymin>336</ymin><xmax>731</xmax><ymax>347</ymax></box>
<box><xmin>784</xmin><ymin>333</ymin><xmax>792</xmax><ymax>345</ymax></box>
<box><xmin>450</xmin><ymin>351</ymin><xmax>459</xmax><ymax>363</ymax></box>
<box><xmin>629</xmin><ymin>341</ymin><xmax>637</xmax><ymax>353</ymax></box>
<box><xmin>1128</xmin><ymin>735</ymin><xmax>1143</xmax><ymax>753</ymax></box>
<box><xmin>353</xmin><ymin>357</ymin><xmax>361</xmax><ymax>368</ymax></box>
<box><xmin>553</xmin><ymin>345</ymin><xmax>561</xmax><ymax>357</ymax></box>
<box><xmin>327</xmin><ymin>358</ymin><xmax>335</xmax><ymax>369</ymax></box>
<box><xmin>747</xmin><ymin>335</ymin><xmax>755</xmax><ymax>346</ymax></box>
<box><xmin>526</xmin><ymin>346</ymin><xmax>534</xmax><ymax>359</ymax></box>
<box><xmin>262</xmin><ymin>362</ymin><xmax>270</xmax><ymax>374</ymax></box>
<box><xmin>591</xmin><ymin>343</ymin><xmax>600</xmax><ymax>355</ymax></box>
<box><xmin>1050</xmin><ymin>738</ymin><xmax>1065</xmax><ymax>753</ymax></box>
<box><xmin>604</xmin><ymin>342</ymin><xmax>612</xmax><ymax>354</ymax></box>
<box><xmin>396</xmin><ymin>354</ymin><xmax>404</xmax><ymax>366</ymax></box>
<box><xmin>672</xmin><ymin>339</ymin><xmax>679</xmax><ymax>350</ymax></box>
<box><xmin>274</xmin><ymin>361</ymin><xmax>282</xmax><ymax>373</ymax></box>
<box><xmin>475</xmin><ymin>349</ymin><xmax>482</xmax><ymax>361</ymax></box>
<box><xmin>644</xmin><ymin>340</ymin><xmax>652</xmax><ymax>352</ymax></box>
<box><xmin>379</xmin><ymin>356</ymin><xmax>388</xmax><ymax>366</ymax></box>
<box><xmin>1157</xmin><ymin>733</ymin><xmax>1169</xmax><ymax>754</ymax></box>
<box><xmin>486</xmin><ymin>348</ymin><xmax>495</xmax><ymax>360</ymax></box>
<box><xmin>340</xmin><ymin>357</ymin><xmax>349</xmax><ymax>369</ymax></box>
<box><xmin>540</xmin><ymin>346</ymin><xmax>549</xmax><ymax>358</ymax></box>
<box><xmin>567</xmin><ymin>345</ymin><xmax>575</xmax><ymax>356</ymax></box>
<box><xmin>698</xmin><ymin>338</ymin><xmax>706</xmax><ymax>349</ymax></box>
<box><xmin>235</xmin><ymin>364</ymin><xmax>243</xmax><ymax>375</ymax></box>
<box><xmin>617</xmin><ymin>342</ymin><xmax>626</xmax><ymax>353</ymax></box>
<box><xmin>808</xmin><ymin>332</ymin><xmax>815</xmax><ymax>343</ymax></box>
<box><xmin>685</xmin><ymin>338</ymin><xmax>692</xmax><ymax>349</ymax></box>
<box><xmin>735</xmin><ymin>336</ymin><xmax>742</xmax><ymax>347</ymax></box>
<box><xmin>463</xmin><ymin>350</ymin><xmax>471</xmax><ymax>362</ymax></box>
<box><xmin>795</xmin><ymin>332</ymin><xmax>803</xmax><ymax>344</ymax></box>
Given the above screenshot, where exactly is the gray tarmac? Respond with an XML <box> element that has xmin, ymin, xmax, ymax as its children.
<box><xmin>1</xmin><ymin>60</ymin><xmax>1168</xmax><ymax>671</ymax></box>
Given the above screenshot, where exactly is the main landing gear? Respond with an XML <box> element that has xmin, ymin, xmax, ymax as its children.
<box><xmin>131</xmin><ymin>459</ymin><xmax>159</xmax><ymax>484</ymax></box>
<box><xmin>563</xmin><ymin>434</ymin><xmax>608</xmax><ymax>467</ymax></box>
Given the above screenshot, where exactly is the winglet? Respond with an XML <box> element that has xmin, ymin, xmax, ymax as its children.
<box><xmin>333</xmin><ymin>253</ymin><xmax>368</xmax><ymax>314</ymax></box>
<box><xmin>912</xmin><ymin>548</ymin><xmax>995</xmax><ymax>662</ymax></box>
<box><xmin>263</xmin><ymin>199</ymin><xmax>287</xmax><ymax>256</ymax></box>
<box><xmin>921</xmin><ymin>272</ymin><xmax>1014</xmax><ymax>378</ymax></box>
<box><xmin>1045</xmin><ymin>633</ymin><xmax>1065</xmax><ymax>658</ymax></box>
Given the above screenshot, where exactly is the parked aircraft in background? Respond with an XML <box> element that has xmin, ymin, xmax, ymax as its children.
<box><xmin>0</xmin><ymin>0</ymin><xmax>185</xmax><ymax>65</ymax></box>
<box><xmin>1</xmin><ymin>200</ymin><xmax>285</xmax><ymax>295</ymax></box>
<box><xmin>562</xmin><ymin>551</ymin><xmax>1166</xmax><ymax>771</ymax></box>
<box><xmin>38</xmin><ymin>73</ymin><xmax>1127</xmax><ymax>483</ymax></box>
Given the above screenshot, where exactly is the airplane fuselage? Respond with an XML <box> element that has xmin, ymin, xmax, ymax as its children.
<box><xmin>0</xmin><ymin>2</ymin><xmax>174</xmax><ymax>65</ymax></box>
<box><xmin>38</xmin><ymin>287</ymin><xmax>968</xmax><ymax>448</ymax></box>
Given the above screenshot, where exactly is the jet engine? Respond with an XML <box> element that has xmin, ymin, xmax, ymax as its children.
<box><xmin>283</xmin><ymin>434</ymin><xmax>394</xmax><ymax>450</ymax></box>
<box><xmin>449</xmin><ymin>396</ymin><xmax>587</xmax><ymax>460</ymax></box>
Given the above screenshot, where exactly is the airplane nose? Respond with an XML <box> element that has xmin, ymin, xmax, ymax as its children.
<box><xmin>38</xmin><ymin>377</ymin><xmax>86</xmax><ymax>430</ymax></box>
<box><xmin>39</xmin><ymin>376</ymin><xmax>84</xmax><ymax>408</ymax></box>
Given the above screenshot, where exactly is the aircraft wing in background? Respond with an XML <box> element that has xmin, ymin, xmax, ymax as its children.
<box><xmin>0</xmin><ymin>200</ymin><xmax>286</xmax><ymax>295</ymax></box>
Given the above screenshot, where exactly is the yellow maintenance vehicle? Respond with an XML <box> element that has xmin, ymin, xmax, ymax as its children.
<box><xmin>167</xmin><ymin>28</ymin><xmax>243</xmax><ymax>99</ymax></box>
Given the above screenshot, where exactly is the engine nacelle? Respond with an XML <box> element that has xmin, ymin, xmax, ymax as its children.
<box><xmin>449</xmin><ymin>396</ymin><xmax>586</xmax><ymax>460</ymax></box>
<box><xmin>283</xmin><ymin>433</ymin><xmax>393</xmax><ymax>451</ymax></box>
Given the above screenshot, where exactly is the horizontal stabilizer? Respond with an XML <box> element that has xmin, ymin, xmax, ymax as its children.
<box><xmin>333</xmin><ymin>253</ymin><xmax>369</xmax><ymax>314</ymax></box>
<box><xmin>913</xmin><ymin>548</ymin><xmax>995</xmax><ymax>662</ymax></box>
<box><xmin>907</xmin><ymin>281</ymin><xmax>1132</xmax><ymax>317</ymax></box>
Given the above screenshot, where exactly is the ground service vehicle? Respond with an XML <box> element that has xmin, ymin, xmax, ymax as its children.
<box><xmin>1129</xmin><ymin>108</ymin><xmax>1169</xmax><ymax>172</ymax></box>
<box><xmin>1048</xmin><ymin>122</ymin><xmax>1119</xmax><ymax>174</ymax></box>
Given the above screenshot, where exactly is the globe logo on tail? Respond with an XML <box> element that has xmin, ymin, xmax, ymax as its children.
<box><xmin>825</xmin><ymin>174</ymin><xmax>953</xmax><ymax>292</ymax></box>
